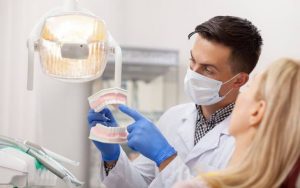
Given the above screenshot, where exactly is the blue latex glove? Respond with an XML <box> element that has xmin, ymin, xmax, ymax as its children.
<box><xmin>87</xmin><ymin>108</ymin><xmax>120</xmax><ymax>161</ymax></box>
<box><xmin>119</xmin><ymin>104</ymin><xmax>177</xmax><ymax>166</ymax></box>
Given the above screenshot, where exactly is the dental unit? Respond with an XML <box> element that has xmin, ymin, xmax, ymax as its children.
<box><xmin>0</xmin><ymin>135</ymin><xmax>83</xmax><ymax>187</ymax></box>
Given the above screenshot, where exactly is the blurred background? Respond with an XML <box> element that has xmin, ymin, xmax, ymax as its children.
<box><xmin>0</xmin><ymin>0</ymin><xmax>299</xmax><ymax>187</ymax></box>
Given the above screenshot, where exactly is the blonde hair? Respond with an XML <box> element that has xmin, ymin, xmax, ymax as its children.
<box><xmin>201</xmin><ymin>58</ymin><xmax>300</xmax><ymax>188</ymax></box>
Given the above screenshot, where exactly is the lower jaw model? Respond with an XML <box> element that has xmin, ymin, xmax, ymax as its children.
<box><xmin>89</xmin><ymin>123</ymin><xmax>128</xmax><ymax>144</ymax></box>
<box><xmin>0</xmin><ymin>135</ymin><xmax>84</xmax><ymax>187</ymax></box>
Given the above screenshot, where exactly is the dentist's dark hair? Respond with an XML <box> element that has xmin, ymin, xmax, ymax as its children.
<box><xmin>188</xmin><ymin>16</ymin><xmax>263</xmax><ymax>74</ymax></box>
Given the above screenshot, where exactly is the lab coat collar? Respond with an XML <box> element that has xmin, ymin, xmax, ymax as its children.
<box><xmin>184</xmin><ymin>115</ymin><xmax>232</xmax><ymax>163</ymax></box>
<box><xmin>176</xmin><ymin>104</ymin><xmax>198</xmax><ymax>152</ymax></box>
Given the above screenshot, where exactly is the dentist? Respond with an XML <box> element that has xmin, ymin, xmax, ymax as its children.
<box><xmin>88</xmin><ymin>16</ymin><xmax>263</xmax><ymax>188</ymax></box>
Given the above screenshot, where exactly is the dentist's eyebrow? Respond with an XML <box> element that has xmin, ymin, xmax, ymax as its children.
<box><xmin>190</xmin><ymin>50</ymin><xmax>195</xmax><ymax>61</ymax></box>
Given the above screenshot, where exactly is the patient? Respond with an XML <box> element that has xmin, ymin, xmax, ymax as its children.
<box><xmin>174</xmin><ymin>58</ymin><xmax>300</xmax><ymax>188</ymax></box>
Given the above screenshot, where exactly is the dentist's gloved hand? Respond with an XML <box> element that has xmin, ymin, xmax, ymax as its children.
<box><xmin>119</xmin><ymin>104</ymin><xmax>177</xmax><ymax>167</ymax></box>
<box><xmin>88</xmin><ymin>108</ymin><xmax>120</xmax><ymax>161</ymax></box>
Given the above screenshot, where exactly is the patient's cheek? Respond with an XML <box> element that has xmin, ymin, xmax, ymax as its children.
<box><xmin>229</xmin><ymin>105</ymin><xmax>248</xmax><ymax>136</ymax></box>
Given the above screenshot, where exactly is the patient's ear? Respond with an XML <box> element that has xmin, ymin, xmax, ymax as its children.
<box><xmin>249</xmin><ymin>100</ymin><xmax>266</xmax><ymax>127</ymax></box>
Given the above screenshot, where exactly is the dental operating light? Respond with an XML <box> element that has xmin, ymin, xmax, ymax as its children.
<box><xmin>27</xmin><ymin>0</ymin><xmax>122</xmax><ymax>90</ymax></box>
<box><xmin>23</xmin><ymin>0</ymin><xmax>123</xmax><ymax>186</ymax></box>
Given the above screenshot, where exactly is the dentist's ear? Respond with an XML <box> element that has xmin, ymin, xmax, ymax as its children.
<box><xmin>220</xmin><ymin>73</ymin><xmax>249</xmax><ymax>96</ymax></box>
<box><xmin>233</xmin><ymin>72</ymin><xmax>249</xmax><ymax>89</ymax></box>
<box><xmin>249</xmin><ymin>100</ymin><xmax>266</xmax><ymax>127</ymax></box>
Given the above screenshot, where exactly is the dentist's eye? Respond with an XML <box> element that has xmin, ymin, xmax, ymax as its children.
<box><xmin>204</xmin><ymin>66</ymin><xmax>213</xmax><ymax>74</ymax></box>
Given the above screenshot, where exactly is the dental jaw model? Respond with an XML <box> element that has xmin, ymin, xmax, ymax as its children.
<box><xmin>88</xmin><ymin>88</ymin><xmax>128</xmax><ymax>144</ymax></box>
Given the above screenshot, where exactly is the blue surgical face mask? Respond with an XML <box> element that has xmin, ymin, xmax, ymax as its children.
<box><xmin>184</xmin><ymin>68</ymin><xmax>239</xmax><ymax>106</ymax></box>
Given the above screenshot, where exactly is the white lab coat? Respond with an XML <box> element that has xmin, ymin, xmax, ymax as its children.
<box><xmin>99</xmin><ymin>103</ymin><xmax>235</xmax><ymax>188</ymax></box>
